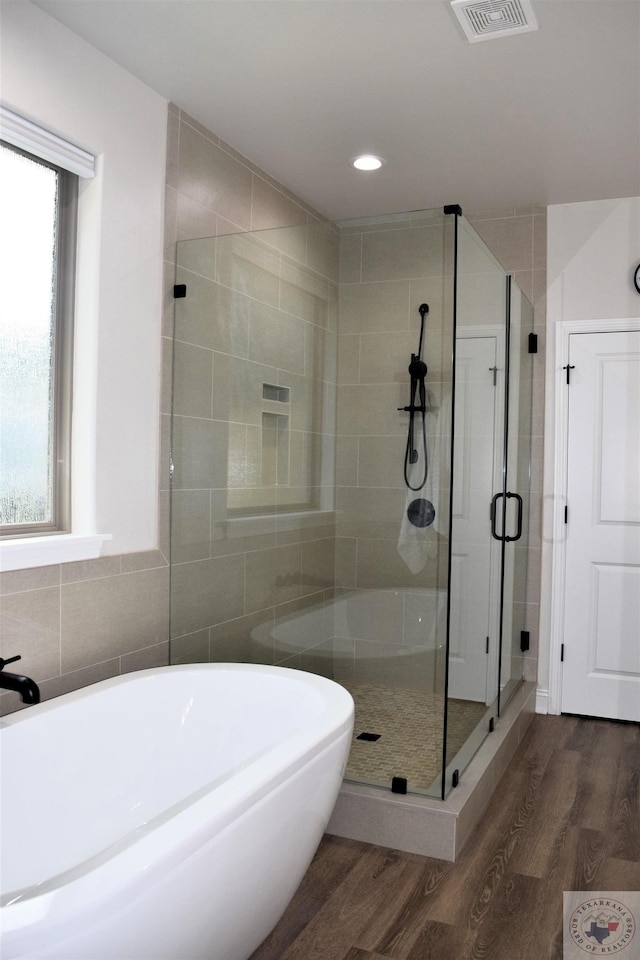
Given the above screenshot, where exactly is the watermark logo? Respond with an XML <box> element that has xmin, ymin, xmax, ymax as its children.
<box><xmin>564</xmin><ymin>892</ymin><xmax>637</xmax><ymax>958</ymax></box>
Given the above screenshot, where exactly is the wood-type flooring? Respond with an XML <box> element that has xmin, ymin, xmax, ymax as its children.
<box><xmin>249</xmin><ymin>714</ymin><xmax>640</xmax><ymax>960</ymax></box>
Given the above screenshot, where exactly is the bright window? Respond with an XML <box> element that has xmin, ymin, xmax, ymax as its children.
<box><xmin>0</xmin><ymin>140</ymin><xmax>77</xmax><ymax>536</ymax></box>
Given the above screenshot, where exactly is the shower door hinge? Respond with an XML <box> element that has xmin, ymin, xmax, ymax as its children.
<box><xmin>489</xmin><ymin>366</ymin><xmax>498</xmax><ymax>386</ymax></box>
<box><xmin>528</xmin><ymin>333</ymin><xmax>538</xmax><ymax>354</ymax></box>
<box><xmin>173</xmin><ymin>283</ymin><xmax>187</xmax><ymax>299</ymax></box>
<box><xmin>488</xmin><ymin>717</ymin><xmax>495</xmax><ymax>733</ymax></box>
<box><xmin>486</xmin><ymin>636</ymin><xmax>490</xmax><ymax>654</ymax></box>
<box><xmin>564</xmin><ymin>505</ymin><xmax>568</xmax><ymax>524</ymax></box>
<box><xmin>451</xmin><ymin>769</ymin><xmax>459</xmax><ymax>788</ymax></box>
<box><xmin>561</xmin><ymin>643</ymin><xmax>565</xmax><ymax>662</ymax></box>
<box><xmin>520</xmin><ymin>630</ymin><xmax>530</xmax><ymax>652</ymax></box>
<box><xmin>443</xmin><ymin>203</ymin><xmax>462</xmax><ymax>217</ymax></box>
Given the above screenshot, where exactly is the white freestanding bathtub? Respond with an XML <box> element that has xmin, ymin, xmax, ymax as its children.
<box><xmin>0</xmin><ymin>664</ymin><xmax>354</xmax><ymax>960</ymax></box>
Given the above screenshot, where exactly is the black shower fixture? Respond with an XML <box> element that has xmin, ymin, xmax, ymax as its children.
<box><xmin>399</xmin><ymin>303</ymin><xmax>429</xmax><ymax>490</ymax></box>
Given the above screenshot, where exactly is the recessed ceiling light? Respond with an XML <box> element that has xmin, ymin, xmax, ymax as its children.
<box><xmin>350</xmin><ymin>154</ymin><xmax>385</xmax><ymax>171</ymax></box>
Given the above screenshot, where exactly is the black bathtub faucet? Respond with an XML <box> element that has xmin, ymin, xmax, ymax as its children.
<box><xmin>0</xmin><ymin>655</ymin><xmax>40</xmax><ymax>704</ymax></box>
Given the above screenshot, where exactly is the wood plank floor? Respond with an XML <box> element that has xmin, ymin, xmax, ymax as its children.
<box><xmin>249</xmin><ymin>715</ymin><xmax>640</xmax><ymax>960</ymax></box>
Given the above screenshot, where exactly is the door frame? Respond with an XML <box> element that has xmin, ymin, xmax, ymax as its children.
<box><xmin>547</xmin><ymin>316</ymin><xmax>640</xmax><ymax>715</ymax></box>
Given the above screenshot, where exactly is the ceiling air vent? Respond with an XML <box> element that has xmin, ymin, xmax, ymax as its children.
<box><xmin>450</xmin><ymin>0</ymin><xmax>538</xmax><ymax>42</ymax></box>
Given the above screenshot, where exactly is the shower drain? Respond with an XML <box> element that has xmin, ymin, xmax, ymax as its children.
<box><xmin>356</xmin><ymin>731</ymin><xmax>381</xmax><ymax>741</ymax></box>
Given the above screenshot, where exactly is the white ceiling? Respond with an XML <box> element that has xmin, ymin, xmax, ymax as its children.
<box><xmin>31</xmin><ymin>0</ymin><xmax>640</xmax><ymax>220</ymax></box>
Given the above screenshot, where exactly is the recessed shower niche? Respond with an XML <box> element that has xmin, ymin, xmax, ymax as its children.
<box><xmin>169</xmin><ymin>207</ymin><xmax>536</xmax><ymax>854</ymax></box>
<box><xmin>260</xmin><ymin>383</ymin><xmax>291</xmax><ymax>490</ymax></box>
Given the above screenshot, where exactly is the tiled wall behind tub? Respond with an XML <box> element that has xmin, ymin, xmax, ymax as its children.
<box><xmin>0</xmin><ymin>553</ymin><xmax>170</xmax><ymax>716</ymax></box>
<box><xmin>165</xmin><ymin>106</ymin><xmax>339</xmax><ymax>671</ymax></box>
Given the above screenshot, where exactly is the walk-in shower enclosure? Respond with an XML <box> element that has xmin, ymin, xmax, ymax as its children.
<box><xmin>169</xmin><ymin>206</ymin><xmax>533</xmax><ymax>801</ymax></box>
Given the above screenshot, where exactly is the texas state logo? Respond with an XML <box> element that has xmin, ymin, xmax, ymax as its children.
<box><xmin>565</xmin><ymin>894</ymin><xmax>636</xmax><ymax>957</ymax></box>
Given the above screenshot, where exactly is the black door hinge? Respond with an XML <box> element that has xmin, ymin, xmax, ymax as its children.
<box><xmin>486</xmin><ymin>636</ymin><xmax>490</xmax><ymax>654</ymax></box>
<box><xmin>563</xmin><ymin>364</ymin><xmax>575</xmax><ymax>384</ymax></box>
<box><xmin>173</xmin><ymin>283</ymin><xmax>187</xmax><ymax>299</ymax></box>
<box><xmin>564</xmin><ymin>505</ymin><xmax>568</xmax><ymax>524</ymax></box>
<box><xmin>561</xmin><ymin>643</ymin><xmax>565</xmax><ymax>662</ymax></box>
<box><xmin>528</xmin><ymin>333</ymin><xmax>538</xmax><ymax>354</ymax></box>
<box><xmin>520</xmin><ymin>630</ymin><xmax>530</xmax><ymax>652</ymax></box>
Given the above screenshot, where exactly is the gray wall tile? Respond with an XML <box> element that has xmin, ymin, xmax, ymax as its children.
<box><xmin>0</xmin><ymin>586</ymin><xmax>61</xmax><ymax>680</ymax></box>
<box><xmin>61</xmin><ymin>567</ymin><xmax>169</xmax><ymax>672</ymax></box>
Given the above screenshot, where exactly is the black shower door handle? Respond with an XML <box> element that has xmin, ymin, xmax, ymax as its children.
<box><xmin>505</xmin><ymin>492</ymin><xmax>523</xmax><ymax>542</ymax></box>
<box><xmin>490</xmin><ymin>492</ymin><xmax>503</xmax><ymax>541</ymax></box>
<box><xmin>491</xmin><ymin>491</ymin><xmax>523</xmax><ymax>542</ymax></box>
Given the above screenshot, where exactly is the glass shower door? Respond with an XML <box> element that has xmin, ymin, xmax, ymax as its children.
<box><xmin>443</xmin><ymin>216</ymin><xmax>533</xmax><ymax>793</ymax></box>
<box><xmin>497</xmin><ymin>280</ymin><xmax>533</xmax><ymax>711</ymax></box>
<box><xmin>443</xmin><ymin>215</ymin><xmax>507</xmax><ymax>792</ymax></box>
<box><xmin>169</xmin><ymin>222</ymin><xmax>340</xmax><ymax>669</ymax></box>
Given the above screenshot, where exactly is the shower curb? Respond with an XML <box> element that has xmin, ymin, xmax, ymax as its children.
<box><xmin>326</xmin><ymin>680</ymin><xmax>536</xmax><ymax>861</ymax></box>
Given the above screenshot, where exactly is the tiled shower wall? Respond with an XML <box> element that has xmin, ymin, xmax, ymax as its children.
<box><xmin>335</xmin><ymin>215</ymin><xmax>453</xmax><ymax>590</ymax></box>
<box><xmin>332</xmin><ymin>208</ymin><xmax>545</xmax><ymax>691</ymax></box>
<box><xmin>0</xmin><ymin>98</ymin><xmax>545</xmax><ymax>714</ymax></box>
<box><xmin>165</xmin><ymin>106</ymin><xmax>339</xmax><ymax>669</ymax></box>
<box><xmin>333</xmin><ymin>214</ymin><xmax>454</xmax><ymax>690</ymax></box>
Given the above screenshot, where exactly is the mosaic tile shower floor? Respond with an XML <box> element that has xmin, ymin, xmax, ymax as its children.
<box><xmin>342</xmin><ymin>681</ymin><xmax>488</xmax><ymax>793</ymax></box>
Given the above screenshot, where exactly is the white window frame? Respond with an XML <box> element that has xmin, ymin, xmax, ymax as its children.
<box><xmin>1</xmin><ymin>140</ymin><xmax>76</xmax><ymax>537</ymax></box>
<box><xmin>0</xmin><ymin>107</ymin><xmax>111</xmax><ymax>570</ymax></box>
<box><xmin>0</xmin><ymin>108</ymin><xmax>96</xmax><ymax>179</ymax></box>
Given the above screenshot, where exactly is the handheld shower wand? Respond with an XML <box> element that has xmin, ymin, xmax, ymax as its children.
<box><xmin>399</xmin><ymin>303</ymin><xmax>429</xmax><ymax>489</ymax></box>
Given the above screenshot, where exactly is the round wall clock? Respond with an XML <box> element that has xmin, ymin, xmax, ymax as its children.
<box><xmin>635</xmin><ymin>263</ymin><xmax>640</xmax><ymax>294</ymax></box>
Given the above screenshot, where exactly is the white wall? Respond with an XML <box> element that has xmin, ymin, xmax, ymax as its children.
<box><xmin>0</xmin><ymin>1</ymin><xmax>167</xmax><ymax>560</ymax></box>
<box><xmin>538</xmin><ymin>196</ymin><xmax>640</xmax><ymax>710</ymax></box>
<box><xmin>547</xmin><ymin>198</ymin><xmax>640</xmax><ymax>322</ymax></box>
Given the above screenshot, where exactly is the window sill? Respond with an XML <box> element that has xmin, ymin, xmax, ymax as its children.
<box><xmin>0</xmin><ymin>534</ymin><xmax>112</xmax><ymax>572</ymax></box>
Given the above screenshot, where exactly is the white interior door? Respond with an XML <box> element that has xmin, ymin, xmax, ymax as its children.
<box><xmin>449</xmin><ymin>334</ymin><xmax>502</xmax><ymax>703</ymax></box>
<box><xmin>561</xmin><ymin>330</ymin><xmax>640</xmax><ymax>722</ymax></box>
